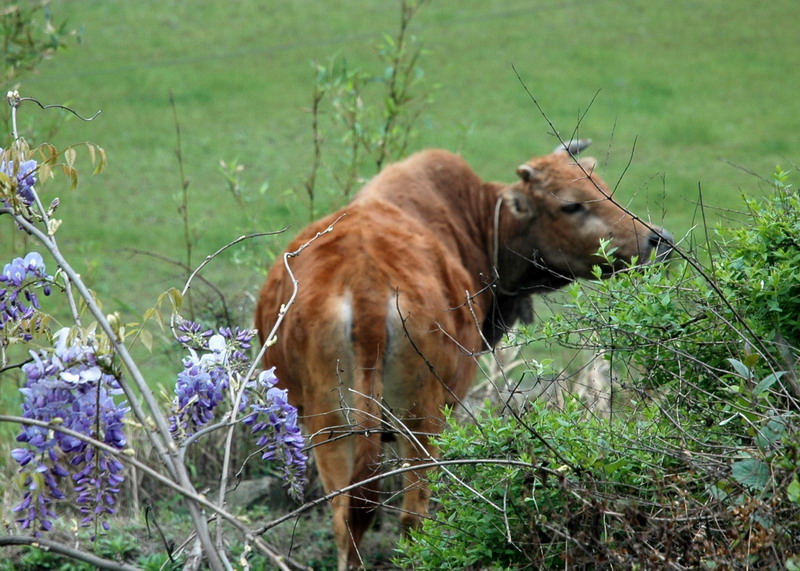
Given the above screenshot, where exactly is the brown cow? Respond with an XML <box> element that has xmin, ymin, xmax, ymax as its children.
<box><xmin>255</xmin><ymin>140</ymin><xmax>672</xmax><ymax>570</ymax></box>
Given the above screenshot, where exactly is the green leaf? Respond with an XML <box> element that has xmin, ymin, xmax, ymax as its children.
<box><xmin>167</xmin><ymin>287</ymin><xmax>183</xmax><ymax>311</ymax></box>
<box><xmin>787</xmin><ymin>476</ymin><xmax>800</xmax><ymax>504</ymax></box>
<box><xmin>64</xmin><ymin>146</ymin><xmax>76</xmax><ymax>167</ymax></box>
<box><xmin>756</xmin><ymin>415</ymin><xmax>789</xmax><ymax>450</ymax></box>
<box><xmin>731</xmin><ymin>458</ymin><xmax>770</xmax><ymax>491</ymax></box>
<box><xmin>753</xmin><ymin>371</ymin><xmax>785</xmax><ymax>396</ymax></box>
<box><xmin>143</xmin><ymin>307</ymin><xmax>158</xmax><ymax>322</ymax></box>
<box><xmin>742</xmin><ymin>352</ymin><xmax>760</xmax><ymax>369</ymax></box>
<box><xmin>704</xmin><ymin>484</ymin><xmax>730</xmax><ymax>501</ymax></box>
<box><xmin>61</xmin><ymin>164</ymin><xmax>78</xmax><ymax>190</ymax></box>
<box><xmin>727</xmin><ymin>358</ymin><xmax>752</xmax><ymax>380</ymax></box>
<box><xmin>93</xmin><ymin>145</ymin><xmax>108</xmax><ymax>174</ymax></box>
<box><xmin>139</xmin><ymin>328</ymin><xmax>153</xmax><ymax>352</ymax></box>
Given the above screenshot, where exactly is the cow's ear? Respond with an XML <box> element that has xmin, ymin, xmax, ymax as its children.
<box><xmin>516</xmin><ymin>164</ymin><xmax>536</xmax><ymax>182</ymax></box>
<box><xmin>579</xmin><ymin>156</ymin><xmax>598</xmax><ymax>172</ymax></box>
<box><xmin>502</xmin><ymin>188</ymin><xmax>535</xmax><ymax>220</ymax></box>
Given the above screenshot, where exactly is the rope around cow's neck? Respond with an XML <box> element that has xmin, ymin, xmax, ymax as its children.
<box><xmin>492</xmin><ymin>196</ymin><xmax>521</xmax><ymax>297</ymax></box>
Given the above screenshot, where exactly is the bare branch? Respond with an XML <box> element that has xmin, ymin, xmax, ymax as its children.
<box><xmin>0</xmin><ymin>536</ymin><xmax>138</xmax><ymax>571</ymax></box>
<box><xmin>255</xmin><ymin>456</ymin><xmax>545</xmax><ymax>536</ymax></box>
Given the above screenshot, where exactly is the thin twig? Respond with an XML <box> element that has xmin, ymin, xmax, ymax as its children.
<box><xmin>0</xmin><ymin>536</ymin><xmax>138</xmax><ymax>571</ymax></box>
<box><xmin>255</xmin><ymin>457</ymin><xmax>545</xmax><ymax>536</ymax></box>
<box><xmin>169</xmin><ymin>91</ymin><xmax>194</xmax><ymax>319</ymax></box>
<box><xmin>10</xmin><ymin>92</ymin><xmax>101</xmax><ymax>122</ymax></box>
<box><xmin>180</xmin><ymin>231</ymin><xmax>287</xmax><ymax>299</ymax></box>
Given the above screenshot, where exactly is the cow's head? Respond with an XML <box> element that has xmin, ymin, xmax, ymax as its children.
<box><xmin>498</xmin><ymin>139</ymin><xmax>673</xmax><ymax>289</ymax></box>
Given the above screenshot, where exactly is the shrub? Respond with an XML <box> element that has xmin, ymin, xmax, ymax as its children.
<box><xmin>398</xmin><ymin>398</ymin><xmax>800</xmax><ymax>569</ymax></box>
<box><xmin>397</xmin><ymin>167</ymin><xmax>800</xmax><ymax>569</ymax></box>
<box><xmin>717</xmin><ymin>167</ymin><xmax>800</xmax><ymax>350</ymax></box>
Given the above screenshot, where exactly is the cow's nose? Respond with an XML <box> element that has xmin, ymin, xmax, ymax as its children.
<box><xmin>648</xmin><ymin>229</ymin><xmax>674</xmax><ymax>260</ymax></box>
<box><xmin>649</xmin><ymin>229</ymin><xmax>673</xmax><ymax>247</ymax></box>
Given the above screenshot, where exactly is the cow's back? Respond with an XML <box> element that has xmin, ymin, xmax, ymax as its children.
<box><xmin>354</xmin><ymin>150</ymin><xmax>495</xmax><ymax>277</ymax></box>
<box><xmin>256</xmin><ymin>198</ymin><xmax>483</xmax><ymax>420</ymax></box>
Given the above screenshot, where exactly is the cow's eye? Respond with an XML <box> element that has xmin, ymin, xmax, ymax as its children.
<box><xmin>560</xmin><ymin>202</ymin><xmax>585</xmax><ymax>214</ymax></box>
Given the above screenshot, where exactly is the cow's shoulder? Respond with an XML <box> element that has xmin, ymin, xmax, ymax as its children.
<box><xmin>356</xmin><ymin>149</ymin><xmax>483</xmax><ymax>205</ymax></box>
<box><xmin>353</xmin><ymin>150</ymin><xmax>494</xmax><ymax>266</ymax></box>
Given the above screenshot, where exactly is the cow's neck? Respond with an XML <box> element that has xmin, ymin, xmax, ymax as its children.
<box><xmin>415</xmin><ymin>177</ymin><xmax>573</xmax><ymax>329</ymax></box>
<box><xmin>478</xmin><ymin>184</ymin><xmax>577</xmax><ymax>346</ymax></box>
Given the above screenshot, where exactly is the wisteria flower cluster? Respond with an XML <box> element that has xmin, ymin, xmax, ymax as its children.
<box><xmin>1</xmin><ymin>252</ymin><xmax>53</xmax><ymax>342</ymax></box>
<box><xmin>169</xmin><ymin>323</ymin><xmax>256</xmax><ymax>437</ymax></box>
<box><xmin>12</xmin><ymin>328</ymin><xmax>129</xmax><ymax>537</ymax></box>
<box><xmin>170</xmin><ymin>320</ymin><xmax>307</xmax><ymax>499</ymax></box>
<box><xmin>243</xmin><ymin>368</ymin><xmax>308</xmax><ymax>500</ymax></box>
<box><xmin>0</xmin><ymin>147</ymin><xmax>38</xmax><ymax>209</ymax></box>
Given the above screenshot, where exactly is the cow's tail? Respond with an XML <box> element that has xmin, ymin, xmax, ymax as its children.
<box><xmin>346</xmin><ymin>293</ymin><xmax>389</xmax><ymax>544</ymax></box>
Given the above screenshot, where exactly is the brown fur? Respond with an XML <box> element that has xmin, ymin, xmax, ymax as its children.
<box><xmin>255</xmin><ymin>144</ymin><xmax>671</xmax><ymax>569</ymax></box>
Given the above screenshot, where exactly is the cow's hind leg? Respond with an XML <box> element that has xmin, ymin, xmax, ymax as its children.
<box><xmin>304</xmin><ymin>409</ymin><xmax>358</xmax><ymax>570</ymax></box>
<box><xmin>395</xmin><ymin>415</ymin><xmax>443</xmax><ymax>536</ymax></box>
<box><xmin>307</xmin><ymin>409</ymin><xmax>382</xmax><ymax>570</ymax></box>
<box><xmin>345</xmin><ymin>430</ymin><xmax>382</xmax><ymax>568</ymax></box>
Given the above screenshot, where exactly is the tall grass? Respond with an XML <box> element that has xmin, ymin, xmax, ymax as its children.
<box><xmin>2</xmin><ymin>0</ymin><xmax>798</xmax><ymax>389</ymax></box>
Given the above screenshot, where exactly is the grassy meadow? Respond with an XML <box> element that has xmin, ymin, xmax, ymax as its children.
<box><xmin>4</xmin><ymin>0</ymin><xmax>798</xmax><ymax>323</ymax></box>
<box><xmin>2</xmin><ymin>0</ymin><xmax>800</xmax><ymax>566</ymax></box>
<box><xmin>2</xmin><ymin>0</ymin><xmax>799</xmax><ymax>454</ymax></box>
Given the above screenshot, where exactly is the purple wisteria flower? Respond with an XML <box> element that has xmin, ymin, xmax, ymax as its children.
<box><xmin>0</xmin><ymin>148</ymin><xmax>38</xmax><ymax>208</ymax></box>
<box><xmin>0</xmin><ymin>252</ymin><xmax>53</xmax><ymax>341</ymax></box>
<box><xmin>169</xmin><ymin>322</ymin><xmax>257</xmax><ymax>437</ymax></box>
<box><xmin>11</xmin><ymin>328</ymin><xmax>129</xmax><ymax>537</ymax></box>
<box><xmin>170</xmin><ymin>321</ymin><xmax>307</xmax><ymax>499</ymax></box>
<box><xmin>175</xmin><ymin>319</ymin><xmax>214</xmax><ymax>348</ymax></box>
<box><xmin>169</xmin><ymin>331</ymin><xmax>232</xmax><ymax>437</ymax></box>
<box><xmin>243</xmin><ymin>368</ymin><xmax>307</xmax><ymax>500</ymax></box>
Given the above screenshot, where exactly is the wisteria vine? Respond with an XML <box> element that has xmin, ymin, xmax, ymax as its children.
<box><xmin>8</xmin><ymin>308</ymin><xmax>308</xmax><ymax>536</ymax></box>
<box><xmin>12</xmin><ymin>328</ymin><xmax>129</xmax><ymax>537</ymax></box>
<box><xmin>242</xmin><ymin>368</ymin><xmax>307</xmax><ymax>501</ymax></box>
<box><xmin>0</xmin><ymin>145</ymin><xmax>38</xmax><ymax>210</ymax></box>
<box><xmin>0</xmin><ymin>147</ymin><xmax>53</xmax><ymax>351</ymax></box>
<box><xmin>1</xmin><ymin>251</ymin><xmax>53</xmax><ymax>344</ymax></box>
<box><xmin>170</xmin><ymin>320</ymin><xmax>307</xmax><ymax>500</ymax></box>
<box><xmin>2</xmin><ymin>96</ymin><xmax>307</xmax><ymax>553</ymax></box>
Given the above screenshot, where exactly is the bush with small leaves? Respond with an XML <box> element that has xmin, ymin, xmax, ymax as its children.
<box><xmin>403</xmin><ymin>167</ymin><xmax>800</xmax><ymax>569</ymax></box>
<box><xmin>716</xmin><ymin>166</ymin><xmax>800</xmax><ymax>349</ymax></box>
<box><xmin>396</xmin><ymin>396</ymin><xmax>799</xmax><ymax>570</ymax></box>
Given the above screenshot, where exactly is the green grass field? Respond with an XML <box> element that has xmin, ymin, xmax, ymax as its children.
<box><xmin>3</xmin><ymin>0</ymin><xmax>799</xmax><ymax>386</ymax></box>
<box><xmin>2</xmin><ymin>2</ymin><xmax>800</xmax><ymax>566</ymax></box>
